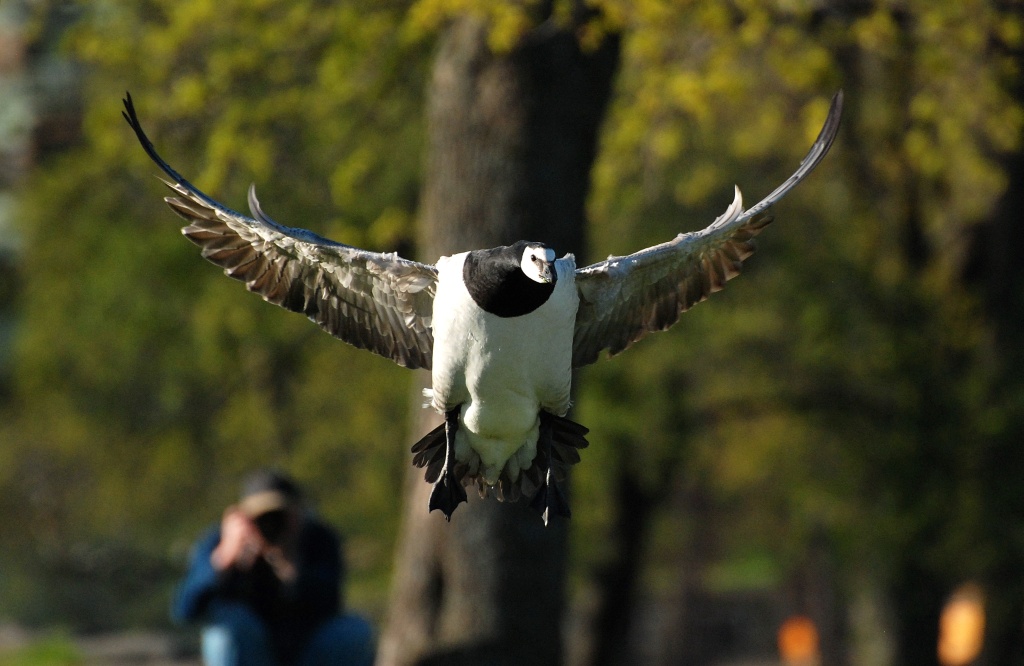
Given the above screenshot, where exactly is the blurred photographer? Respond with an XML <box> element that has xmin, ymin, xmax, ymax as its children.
<box><xmin>173</xmin><ymin>470</ymin><xmax>374</xmax><ymax>666</ymax></box>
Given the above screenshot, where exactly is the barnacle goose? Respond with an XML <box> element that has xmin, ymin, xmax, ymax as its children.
<box><xmin>123</xmin><ymin>90</ymin><xmax>842</xmax><ymax>524</ymax></box>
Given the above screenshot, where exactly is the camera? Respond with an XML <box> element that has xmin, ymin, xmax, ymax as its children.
<box><xmin>254</xmin><ymin>509</ymin><xmax>290</xmax><ymax>544</ymax></box>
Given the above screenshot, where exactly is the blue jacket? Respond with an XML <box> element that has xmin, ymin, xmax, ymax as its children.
<box><xmin>172</xmin><ymin>516</ymin><xmax>343</xmax><ymax>659</ymax></box>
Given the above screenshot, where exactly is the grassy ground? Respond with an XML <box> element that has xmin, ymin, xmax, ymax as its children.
<box><xmin>0</xmin><ymin>627</ymin><xmax>200</xmax><ymax>666</ymax></box>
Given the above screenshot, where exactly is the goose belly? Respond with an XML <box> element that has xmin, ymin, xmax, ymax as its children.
<box><xmin>431</xmin><ymin>253</ymin><xmax>578</xmax><ymax>479</ymax></box>
<box><xmin>459</xmin><ymin>320</ymin><xmax>569</xmax><ymax>462</ymax></box>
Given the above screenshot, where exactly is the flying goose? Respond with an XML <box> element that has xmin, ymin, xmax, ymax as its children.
<box><xmin>123</xmin><ymin>90</ymin><xmax>843</xmax><ymax>524</ymax></box>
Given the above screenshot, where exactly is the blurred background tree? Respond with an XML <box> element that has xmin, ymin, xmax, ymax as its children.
<box><xmin>378</xmin><ymin>7</ymin><xmax>617</xmax><ymax>663</ymax></box>
<box><xmin>0</xmin><ymin>0</ymin><xmax>1022</xmax><ymax>664</ymax></box>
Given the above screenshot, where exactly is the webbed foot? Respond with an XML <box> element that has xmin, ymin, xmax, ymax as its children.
<box><xmin>429</xmin><ymin>476</ymin><xmax>467</xmax><ymax>521</ymax></box>
<box><xmin>529</xmin><ymin>412</ymin><xmax>586</xmax><ymax>525</ymax></box>
<box><xmin>428</xmin><ymin>408</ymin><xmax>467</xmax><ymax>521</ymax></box>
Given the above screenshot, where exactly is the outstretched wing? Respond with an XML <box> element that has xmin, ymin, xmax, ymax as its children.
<box><xmin>123</xmin><ymin>94</ymin><xmax>437</xmax><ymax>370</ymax></box>
<box><xmin>572</xmin><ymin>90</ymin><xmax>843</xmax><ymax>368</ymax></box>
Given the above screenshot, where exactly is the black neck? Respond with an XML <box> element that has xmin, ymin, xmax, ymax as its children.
<box><xmin>463</xmin><ymin>245</ymin><xmax>556</xmax><ymax>318</ymax></box>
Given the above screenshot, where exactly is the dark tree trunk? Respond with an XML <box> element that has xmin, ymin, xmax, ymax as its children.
<box><xmin>589</xmin><ymin>456</ymin><xmax>658</xmax><ymax>666</ymax></box>
<box><xmin>378</xmin><ymin>14</ymin><xmax>619</xmax><ymax>665</ymax></box>
<box><xmin>961</xmin><ymin>7</ymin><xmax>1024</xmax><ymax>661</ymax></box>
<box><xmin>826</xmin><ymin>6</ymin><xmax>951</xmax><ymax>666</ymax></box>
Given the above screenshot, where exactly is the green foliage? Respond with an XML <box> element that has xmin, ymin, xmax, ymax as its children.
<box><xmin>3</xmin><ymin>0</ymin><xmax>429</xmax><ymax>627</ymax></box>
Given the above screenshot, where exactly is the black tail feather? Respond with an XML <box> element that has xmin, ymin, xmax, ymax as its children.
<box><xmin>409</xmin><ymin>410</ymin><xmax>589</xmax><ymax>523</ymax></box>
<box><xmin>411</xmin><ymin>422</ymin><xmax>447</xmax><ymax>483</ymax></box>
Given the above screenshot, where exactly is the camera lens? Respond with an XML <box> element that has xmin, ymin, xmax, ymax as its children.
<box><xmin>254</xmin><ymin>509</ymin><xmax>289</xmax><ymax>544</ymax></box>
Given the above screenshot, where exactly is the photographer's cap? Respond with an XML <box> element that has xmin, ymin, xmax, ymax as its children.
<box><xmin>238</xmin><ymin>469</ymin><xmax>302</xmax><ymax>518</ymax></box>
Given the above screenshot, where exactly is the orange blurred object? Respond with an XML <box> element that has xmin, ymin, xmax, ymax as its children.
<box><xmin>938</xmin><ymin>583</ymin><xmax>986</xmax><ymax>666</ymax></box>
<box><xmin>778</xmin><ymin>615</ymin><xmax>820</xmax><ymax>665</ymax></box>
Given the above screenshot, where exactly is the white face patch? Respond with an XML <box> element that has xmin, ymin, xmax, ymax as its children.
<box><xmin>521</xmin><ymin>246</ymin><xmax>554</xmax><ymax>284</ymax></box>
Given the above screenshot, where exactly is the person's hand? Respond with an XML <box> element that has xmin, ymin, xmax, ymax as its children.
<box><xmin>262</xmin><ymin>544</ymin><xmax>298</xmax><ymax>584</ymax></box>
<box><xmin>211</xmin><ymin>506</ymin><xmax>265</xmax><ymax>571</ymax></box>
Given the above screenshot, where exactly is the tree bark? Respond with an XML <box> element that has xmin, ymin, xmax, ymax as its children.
<box><xmin>378</xmin><ymin>14</ymin><xmax>619</xmax><ymax>665</ymax></box>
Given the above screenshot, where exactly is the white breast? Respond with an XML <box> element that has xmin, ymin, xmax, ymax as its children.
<box><xmin>429</xmin><ymin>252</ymin><xmax>579</xmax><ymax>483</ymax></box>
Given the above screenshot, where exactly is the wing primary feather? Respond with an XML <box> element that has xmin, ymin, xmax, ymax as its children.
<box><xmin>737</xmin><ymin>90</ymin><xmax>843</xmax><ymax>223</ymax></box>
<box><xmin>123</xmin><ymin>93</ymin><xmax>241</xmax><ymax>221</ymax></box>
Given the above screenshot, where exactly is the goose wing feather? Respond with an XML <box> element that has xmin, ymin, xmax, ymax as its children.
<box><xmin>123</xmin><ymin>94</ymin><xmax>437</xmax><ymax>369</ymax></box>
<box><xmin>572</xmin><ymin>91</ymin><xmax>843</xmax><ymax>368</ymax></box>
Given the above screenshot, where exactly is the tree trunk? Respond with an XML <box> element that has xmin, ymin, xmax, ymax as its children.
<box><xmin>378</xmin><ymin>14</ymin><xmax>619</xmax><ymax>665</ymax></box>
<box><xmin>961</xmin><ymin>7</ymin><xmax>1024</xmax><ymax>660</ymax></box>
